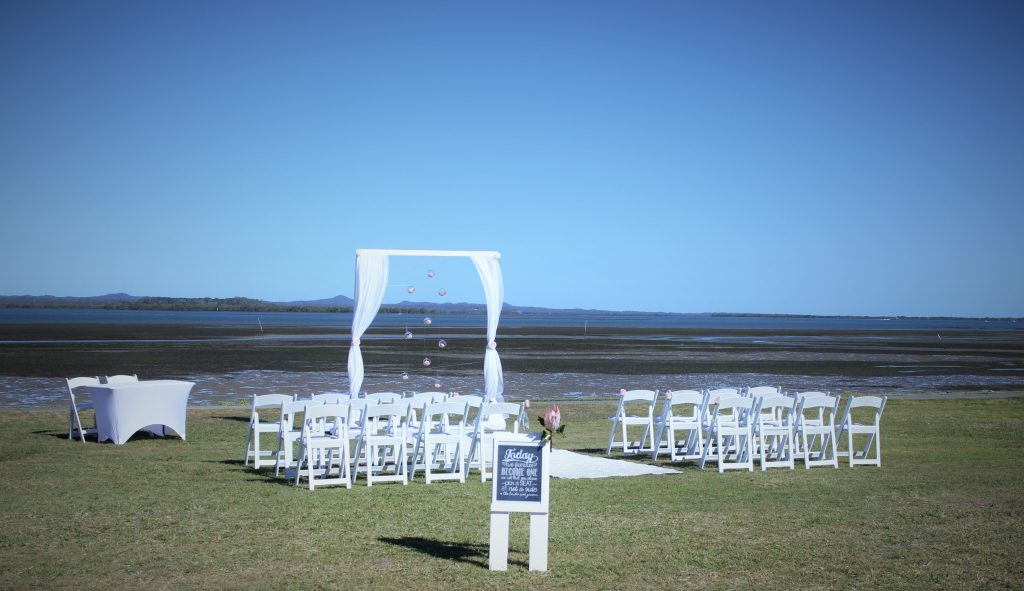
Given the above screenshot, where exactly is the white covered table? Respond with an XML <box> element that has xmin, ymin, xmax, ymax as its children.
<box><xmin>84</xmin><ymin>380</ymin><xmax>194</xmax><ymax>445</ymax></box>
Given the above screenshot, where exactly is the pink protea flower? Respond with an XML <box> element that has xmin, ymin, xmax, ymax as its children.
<box><xmin>544</xmin><ymin>405</ymin><xmax>561</xmax><ymax>431</ymax></box>
<box><xmin>619</xmin><ymin>389</ymin><xmax>626</xmax><ymax>396</ymax></box>
<box><xmin>665</xmin><ymin>390</ymin><xmax>673</xmax><ymax>400</ymax></box>
<box><xmin>524</xmin><ymin>399</ymin><xmax>530</xmax><ymax>409</ymax></box>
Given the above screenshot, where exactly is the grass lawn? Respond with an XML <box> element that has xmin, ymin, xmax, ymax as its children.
<box><xmin>1</xmin><ymin>397</ymin><xmax>1022</xmax><ymax>590</ymax></box>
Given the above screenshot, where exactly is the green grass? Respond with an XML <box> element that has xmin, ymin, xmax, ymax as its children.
<box><xmin>1</xmin><ymin>398</ymin><xmax>1022</xmax><ymax>590</ymax></box>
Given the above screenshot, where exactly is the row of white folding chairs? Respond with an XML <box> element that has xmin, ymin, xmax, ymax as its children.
<box><xmin>288</xmin><ymin>398</ymin><xmax>525</xmax><ymax>489</ymax></box>
<box><xmin>243</xmin><ymin>392</ymin><xmax>524</xmax><ymax>489</ymax></box>
<box><xmin>606</xmin><ymin>388</ymin><xmax>886</xmax><ymax>472</ymax></box>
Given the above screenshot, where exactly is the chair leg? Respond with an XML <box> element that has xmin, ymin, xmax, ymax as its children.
<box><xmin>605</xmin><ymin>419</ymin><xmax>618</xmax><ymax>454</ymax></box>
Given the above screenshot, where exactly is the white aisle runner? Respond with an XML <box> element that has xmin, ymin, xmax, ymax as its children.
<box><xmin>549</xmin><ymin>449</ymin><xmax>680</xmax><ymax>479</ymax></box>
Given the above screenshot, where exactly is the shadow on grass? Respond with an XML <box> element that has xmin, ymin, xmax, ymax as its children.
<box><xmin>378</xmin><ymin>536</ymin><xmax>524</xmax><ymax>569</ymax></box>
<box><xmin>212</xmin><ymin>416</ymin><xmax>251</xmax><ymax>423</ymax></box>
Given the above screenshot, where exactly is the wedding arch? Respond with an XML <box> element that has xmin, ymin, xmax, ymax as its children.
<box><xmin>347</xmin><ymin>249</ymin><xmax>504</xmax><ymax>399</ymax></box>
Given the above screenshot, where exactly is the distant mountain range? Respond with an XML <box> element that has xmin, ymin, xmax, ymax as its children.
<box><xmin>0</xmin><ymin>293</ymin><xmax>1018</xmax><ymax>320</ymax></box>
<box><xmin>0</xmin><ymin>293</ymin><xmax>652</xmax><ymax>316</ymax></box>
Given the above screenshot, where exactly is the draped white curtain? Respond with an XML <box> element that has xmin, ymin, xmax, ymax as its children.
<box><xmin>347</xmin><ymin>252</ymin><xmax>389</xmax><ymax>396</ymax></box>
<box><xmin>471</xmin><ymin>252</ymin><xmax>505</xmax><ymax>402</ymax></box>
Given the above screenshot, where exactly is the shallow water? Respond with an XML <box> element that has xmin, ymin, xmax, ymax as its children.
<box><xmin>6</xmin><ymin>369</ymin><xmax>1021</xmax><ymax>410</ymax></box>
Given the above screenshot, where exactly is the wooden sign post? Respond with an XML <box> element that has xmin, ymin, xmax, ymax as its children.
<box><xmin>489</xmin><ymin>433</ymin><xmax>550</xmax><ymax>572</ymax></box>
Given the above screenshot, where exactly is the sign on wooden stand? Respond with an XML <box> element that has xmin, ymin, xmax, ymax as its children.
<box><xmin>489</xmin><ymin>433</ymin><xmax>550</xmax><ymax>572</ymax></box>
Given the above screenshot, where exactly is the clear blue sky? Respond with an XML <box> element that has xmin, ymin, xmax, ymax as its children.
<box><xmin>2</xmin><ymin>1</ymin><xmax>1022</xmax><ymax>316</ymax></box>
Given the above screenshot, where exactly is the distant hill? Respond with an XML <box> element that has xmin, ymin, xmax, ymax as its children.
<box><xmin>274</xmin><ymin>295</ymin><xmax>354</xmax><ymax>307</ymax></box>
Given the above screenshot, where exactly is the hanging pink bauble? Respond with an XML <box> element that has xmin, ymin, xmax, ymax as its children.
<box><xmin>427</xmin><ymin>270</ymin><xmax>435</xmax><ymax>278</ymax></box>
<box><xmin>438</xmin><ymin>288</ymin><xmax>447</xmax><ymax>297</ymax></box>
<box><xmin>423</xmin><ymin>317</ymin><xmax>432</xmax><ymax>326</ymax></box>
<box><xmin>407</xmin><ymin>286</ymin><xmax>416</xmax><ymax>294</ymax></box>
<box><xmin>404</xmin><ymin>330</ymin><xmax>413</xmax><ymax>339</ymax></box>
<box><xmin>422</xmin><ymin>357</ymin><xmax>431</xmax><ymax>367</ymax></box>
<box><xmin>438</xmin><ymin>339</ymin><xmax>447</xmax><ymax>349</ymax></box>
<box><xmin>401</xmin><ymin>372</ymin><xmax>409</xmax><ymax>381</ymax></box>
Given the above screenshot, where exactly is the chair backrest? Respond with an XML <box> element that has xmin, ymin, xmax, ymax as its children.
<box><xmin>747</xmin><ymin>385</ymin><xmax>780</xmax><ymax>397</ymax></box>
<box><xmin>365</xmin><ymin>392</ymin><xmax>402</xmax><ymax>404</ymax></box>
<box><xmin>714</xmin><ymin>396</ymin><xmax>754</xmax><ymax>426</ymax></box>
<box><xmin>416</xmin><ymin>391</ymin><xmax>449</xmax><ymax>403</ymax></box>
<box><xmin>66</xmin><ymin>377</ymin><xmax>101</xmax><ymax>404</ymax></box>
<box><xmin>311</xmin><ymin>392</ymin><xmax>351</xmax><ymax>403</ymax></box>
<box><xmin>797</xmin><ymin>394</ymin><xmax>838</xmax><ymax>426</ymax></box>
<box><xmin>617</xmin><ymin>390</ymin><xmax>657</xmax><ymax>418</ymax></box>
<box><xmin>363</xmin><ymin>402</ymin><xmax>410</xmax><ymax>434</ymax></box>
<box><xmin>101</xmin><ymin>374</ymin><xmax>139</xmax><ymax>384</ymax></box>
<box><xmin>845</xmin><ymin>395</ymin><xmax>886</xmax><ymax>426</ymax></box>
<box><xmin>757</xmin><ymin>395</ymin><xmax>796</xmax><ymax>427</ymax></box>
<box><xmin>421</xmin><ymin>400</ymin><xmax>469</xmax><ymax>434</ymax></box>
<box><xmin>303</xmin><ymin>403</ymin><xmax>349</xmax><ymax>436</ymax></box>
<box><xmin>661</xmin><ymin>390</ymin><xmax>704</xmax><ymax>422</ymax></box>
<box><xmin>457</xmin><ymin>395</ymin><xmax>484</xmax><ymax>408</ymax></box>
<box><xmin>475</xmin><ymin>402</ymin><xmax>523</xmax><ymax>433</ymax></box>
<box><xmin>251</xmin><ymin>394</ymin><xmax>295</xmax><ymax>423</ymax></box>
<box><xmin>280</xmin><ymin>399</ymin><xmax>309</xmax><ymax>431</ymax></box>
<box><xmin>707</xmin><ymin>388</ymin><xmax>740</xmax><ymax>405</ymax></box>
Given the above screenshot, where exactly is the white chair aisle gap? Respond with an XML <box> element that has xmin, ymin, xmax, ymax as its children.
<box><xmin>468</xmin><ymin>402</ymin><xmax>523</xmax><ymax>481</ymax></box>
<box><xmin>294</xmin><ymin>403</ymin><xmax>352</xmax><ymax>490</ymax></box>
<box><xmin>836</xmin><ymin>395</ymin><xmax>887</xmax><ymax>467</ymax></box>
<box><xmin>756</xmin><ymin>395</ymin><xmax>796</xmax><ymax>470</ymax></box>
<box><xmin>353</xmin><ymin>402</ymin><xmax>410</xmax><ymax>486</ymax></box>
<box><xmin>606</xmin><ymin>390</ymin><xmax>658</xmax><ymax>456</ymax></box>
<box><xmin>411</xmin><ymin>400</ymin><xmax>469</xmax><ymax>484</ymax></box>
<box><xmin>651</xmin><ymin>390</ymin><xmax>706</xmax><ymax>462</ymax></box>
<box><xmin>244</xmin><ymin>393</ymin><xmax>294</xmax><ymax>469</ymax></box>
<box><xmin>700</xmin><ymin>396</ymin><xmax>755</xmax><ymax>472</ymax></box>
<box><xmin>66</xmin><ymin>377</ymin><xmax>101</xmax><ymax>443</ymax></box>
<box><xmin>796</xmin><ymin>394</ymin><xmax>840</xmax><ymax>469</ymax></box>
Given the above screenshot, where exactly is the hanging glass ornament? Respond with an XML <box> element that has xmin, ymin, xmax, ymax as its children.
<box><xmin>404</xmin><ymin>330</ymin><xmax>413</xmax><ymax>340</ymax></box>
<box><xmin>438</xmin><ymin>339</ymin><xmax>447</xmax><ymax>349</ymax></box>
<box><xmin>438</xmin><ymin>288</ymin><xmax>447</xmax><ymax>297</ymax></box>
<box><xmin>401</xmin><ymin>372</ymin><xmax>409</xmax><ymax>381</ymax></box>
<box><xmin>427</xmin><ymin>270</ymin><xmax>435</xmax><ymax>278</ymax></box>
<box><xmin>423</xmin><ymin>317</ymin><xmax>432</xmax><ymax>326</ymax></box>
<box><xmin>407</xmin><ymin>286</ymin><xmax>416</xmax><ymax>295</ymax></box>
<box><xmin>434</xmin><ymin>382</ymin><xmax>442</xmax><ymax>389</ymax></box>
<box><xmin>422</xmin><ymin>357</ymin><xmax>431</xmax><ymax>367</ymax></box>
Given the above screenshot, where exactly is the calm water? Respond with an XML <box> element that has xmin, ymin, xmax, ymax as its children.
<box><xmin>1</xmin><ymin>308</ymin><xmax>1019</xmax><ymax>331</ymax></box>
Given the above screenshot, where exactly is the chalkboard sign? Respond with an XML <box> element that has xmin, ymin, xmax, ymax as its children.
<box><xmin>490</xmin><ymin>435</ymin><xmax>549</xmax><ymax>513</ymax></box>
<box><xmin>495</xmin><ymin>444</ymin><xmax>543</xmax><ymax>503</ymax></box>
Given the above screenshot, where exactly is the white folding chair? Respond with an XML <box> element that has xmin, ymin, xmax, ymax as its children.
<box><xmin>757</xmin><ymin>395</ymin><xmax>796</xmax><ymax>470</ymax></box>
<box><xmin>365</xmin><ymin>392</ymin><xmax>402</xmax><ymax>404</ymax></box>
<box><xmin>100</xmin><ymin>374</ymin><xmax>138</xmax><ymax>384</ymax></box>
<box><xmin>795</xmin><ymin>394</ymin><xmax>839</xmax><ymax>469</ymax></box>
<box><xmin>467</xmin><ymin>402</ymin><xmax>522</xmax><ymax>481</ymax></box>
<box><xmin>651</xmin><ymin>390</ymin><xmax>706</xmax><ymax>462</ymax></box>
<box><xmin>311</xmin><ymin>392</ymin><xmax>351</xmax><ymax>403</ymax></box>
<box><xmin>605</xmin><ymin>390</ymin><xmax>658</xmax><ymax>455</ymax></box>
<box><xmin>700</xmin><ymin>396</ymin><xmax>755</xmax><ymax>472</ymax></box>
<box><xmin>791</xmin><ymin>391</ymin><xmax>838</xmax><ymax>457</ymax></box>
<box><xmin>66</xmin><ymin>377</ymin><xmax>101</xmax><ymax>442</ymax></box>
<box><xmin>275</xmin><ymin>399</ymin><xmax>310</xmax><ymax>477</ymax></box>
<box><xmin>410</xmin><ymin>400</ymin><xmax>470</xmax><ymax>484</ymax></box>
<box><xmin>353</xmin><ymin>402</ymin><xmax>410</xmax><ymax>486</ymax></box>
<box><xmin>836</xmin><ymin>395</ymin><xmax>887</xmax><ymax>467</ymax></box>
<box><xmin>243</xmin><ymin>393</ymin><xmax>294</xmax><ymax>468</ymax></box>
<box><xmin>294</xmin><ymin>403</ymin><xmax>352</xmax><ymax>490</ymax></box>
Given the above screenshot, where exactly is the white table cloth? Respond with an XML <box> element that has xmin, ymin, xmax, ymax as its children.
<box><xmin>85</xmin><ymin>380</ymin><xmax>193</xmax><ymax>445</ymax></box>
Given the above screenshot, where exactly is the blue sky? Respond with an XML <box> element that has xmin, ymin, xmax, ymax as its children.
<box><xmin>1</xmin><ymin>1</ymin><xmax>1022</xmax><ymax>316</ymax></box>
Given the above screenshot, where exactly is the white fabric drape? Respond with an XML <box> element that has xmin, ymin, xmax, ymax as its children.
<box><xmin>347</xmin><ymin>252</ymin><xmax>390</xmax><ymax>397</ymax></box>
<box><xmin>471</xmin><ymin>252</ymin><xmax>504</xmax><ymax>402</ymax></box>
